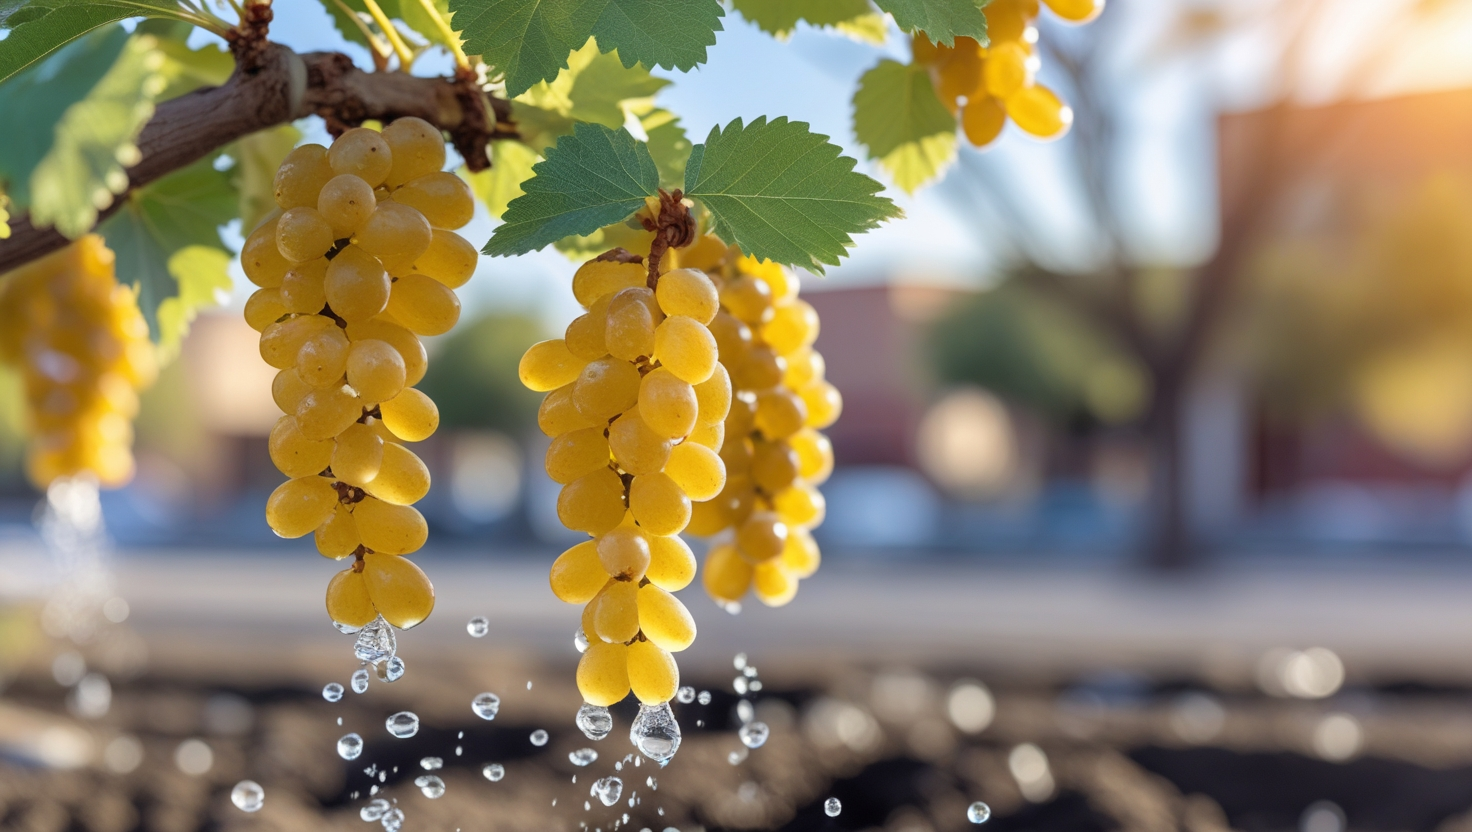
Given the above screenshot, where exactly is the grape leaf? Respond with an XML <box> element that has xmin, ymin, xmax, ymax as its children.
<box><xmin>853</xmin><ymin>58</ymin><xmax>957</xmax><ymax>192</ymax></box>
<box><xmin>0</xmin><ymin>0</ymin><xmax>192</xmax><ymax>84</ymax></box>
<box><xmin>591</xmin><ymin>0</ymin><xmax>723</xmax><ymax>73</ymax></box>
<box><xmin>98</xmin><ymin>154</ymin><xmax>236</xmax><ymax>339</ymax></box>
<box><xmin>482</xmin><ymin>122</ymin><xmax>660</xmax><ymax>256</ymax></box>
<box><xmin>732</xmin><ymin>0</ymin><xmax>874</xmax><ymax>38</ymax></box>
<box><xmin>683</xmin><ymin>117</ymin><xmax>901</xmax><ymax>274</ymax></box>
<box><xmin>465</xmin><ymin>139</ymin><xmax>540</xmax><ymax>219</ymax></box>
<box><xmin>154</xmin><ymin>245</ymin><xmax>231</xmax><ymax>359</ymax></box>
<box><xmin>517</xmin><ymin>39</ymin><xmax>667</xmax><ymax>131</ymax></box>
<box><xmin>874</xmin><ymin>0</ymin><xmax>987</xmax><ymax>46</ymax></box>
<box><xmin>833</xmin><ymin>12</ymin><xmax>889</xmax><ymax>43</ymax></box>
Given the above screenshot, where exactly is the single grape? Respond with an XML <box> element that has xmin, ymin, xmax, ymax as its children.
<box><xmin>564</xmin><ymin>293</ymin><xmax>612</xmax><ymax>360</ymax></box>
<box><xmin>324</xmin><ymin>245</ymin><xmax>390</xmax><ymax>323</ymax></box>
<box><xmin>332</xmin><ymin>422</ymin><xmax>384</xmax><ymax>486</ymax></box>
<box><xmin>326</xmin><ymin>567</ymin><xmax>377</xmax><ymax>628</ymax></box>
<box><xmin>984</xmin><ymin>0</ymin><xmax>1037</xmax><ymax>43</ymax></box>
<box><xmin>779</xmin><ymin>525</ymin><xmax>821</xmax><ymax>578</ymax></box>
<box><xmin>703</xmin><ymin>544</ymin><xmax>753</xmax><ymax>603</ymax></box>
<box><xmin>636</xmin><ymin>584</ymin><xmax>696</xmax><ymax>652</ymax></box>
<box><xmin>782</xmin><ymin>348</ymin><xmax>825</xmax><ymax>390</ymax></box>
<box><xmin>707</xmin><ymin>310</ymin><xmax>752</xmax><ymax>363</ymax></box>
<box><xmin>393</xmin><ymin>171</ymin><xmax>475</xmax><ymax>230</ymax></box>
<box><xmin>353</xmin><ymin>496</ymin><xmax>429</xmax><ymax>555</ymax></box>
<box><xmin>242</xmin><ymin>215</ymin><xmax>292</xmax><ymax>288</ymax></box>
<box><xmin>245</xmin><ymin>288</ymin><xmax>289</xmax><ymax>332</ymax></box>
<box><xmin>773</xmin><ymin>483</ymin><xmax>826</xmax><ymax>529</ymax></box>
<box><xmin>409</xmin><ymin>229</ymin><xmax>477</xmax><ymax>288</ymax></box>
<box><xmin>628</xmin><ymin>472</ymin><xmax>690</xmax><ymax>536</ymax></box>
<box><xmin>378</xmin><ymin>387</ymin><xmax>439</xmax><ymax>442</ymax></box>
<box><xmin>571</xmin><ymin>260</ymin><xmax>646</xmax><ymax>308</ymax></box>
<box><xmin>387</xmin><ymin>274</ymin><xmax>461</xmax><ymax>336</ymax></box>
<box><xmin>753</xmin><ymin>560</ymin><xmax>799</xmax><ymax>607</ymax></box>
<box><xmin>605</xmin><ymin>287</ymin><xmax>658</xmax><ymax>362</ymax></box>
<box><xmin>345</xmin><ymin>338</ymin><xmax>407</xmax><ymax>403</ymax></box>
<box><xmin>719</xmin><ymin>276</ymin><xmax>775</xmax><ymax>325</ymax></box>
<box><xmin>328</xmin><ymin>127</ymin><xmax>393</xmax><ymax>187</ymax></box>
<box><xmin>984</xmin><ymin>41</ymin><xmax>1033</xmax><ymax>98</ymax></box>
<box><xmin>572</xmin><ymin>357</ymin><xmax>641</xmax><ymax>422</ymax></box>
<box><xmin>654</xmin><ymin>268</ymin><xmax>719</xmax><ymax>324</ymax></box>
<box><xmin>315</xmin><ymin>503</ymin><xmax>361</xmax><ymax>559</ymax></box>
<box><xmin>537</xmin><ymin>383</ymin><xmax>598</xmax><ymax>436</ymax></box>
<box><xmin>276</xmin><ymin>207</ymin><xmax>336</xmax><ymax>264</ymax></box>
<box><xmin>1005</xmin><ymin>84</ymin><xmax>1073</xmax><ymax>139</ymax></box>
<box><xmin>686</xmin><ymin>420</ymin><xmax>726</xmax><ymax>451</ymax></box>
<box><xmin>645</xmin><ymin>534</ymin><xmax>696</xmax><ymax>591</ymax></box>
<box><xmin>296</xmin><ymin>326</ymin><xmax>351</xmax><ymax>388</ymax></box>
<box><xmin>382</xmin><ymin>116</ymin><xmax>447</xmax><ymax>188</ymax></box>
<box><xmin>354</xmin><ymin>202</ymin><xmax>432</xmax><ymax>271</ymax></box>
<box><xmin>596</xmin><ymin>524</ymin><xmax>651</xmax><ymax>582</ymax></box>
<box><xmin>638</xmin><ymin>369</ymin><xmax>697</xmax><ymax>439</ymax></box>
<box><xmin>626</xmin><ymin>639</ymin><xmax>678</xmax><ymax>705</ymax></box>
<box><xmin>346</xmin><ymin>319</ymin><xmax>427</xmax><ymax>386</ymax></box>
<box><xmin>694</xmin><ymin>362</ymin><xmax>733</xmax><ymax>426</ymax></box>
<box><xmin>1043</xmin><ymin>0</ymin><xmax>1103</xmax><ymax>23</ymax></box>
<box><xmin>754</xmin><ymin>390</ymin><xmax>807</xmax><ymax>440</ymax></box>
<box><xmin>789</xmin><ymin>428</ymin><xmax>834</xmax><ymax>484</ymax></box>
<box><xmin>519</xmin><ymin>339</ymin><xmax>585</xmax><ymax>393</ymax></box>
<box><xmin>606</xmin><ymin>408</ymin><xmax>673</xmax><ymax>476</ymax></box>
<box><xmin>750</xmin><ymin>439</ymin><xmax>800</xmax><ymax>493</ymax></box>
<box><xmin>545</xmin><ymin>427</ymin><xmax>611</xmax><ymax>484</ymax></box>
<box><xmin>318</xmin><ymin>173</ymin><xmax>377</xmax><ymax>236</ymax></box>
<box><xmin>652</xmin><ymin>316</ymin><xmax>718</xmax><ymax>385</ymax></box>
<box><xmin>557</xmin><ymin>467</ymin><xmax>627</xmax><ymax>536</ymax></box>
<box><xmin>272</xmin><ymin>369</ymin><xmax>312</xmax><ymax>414</ymax></box>
<box><xmin>295</xmin><ymin>384</ymin><xmax>363</xmax><ymax>440</ymax></box>
<box><xmin>760</xmin><ymin>299</ymin><xmax>819</xmax><ymax>356</ymax></box>
<box><xmin>730</xmin><ymin>344</ymin><xmax>785</xmax><ymax>391</ymax></box>
<box><xmin>274</xmin><ymin>144</ymin><xmax>333</xmax><ymax>210</ymax></box>
<box><xmin>549</xmin><ymin>540</ymin><xmax>608</xmax><ymax>604</ymax></box>
<box><xmin>737</xmin><ymin>512</ymin><xmax>788</xmax><ymax>564</ymax></box>
<box><xmin>268</xmin><ymin>415</ymin><xmax>333</xmax><ymax>478</ymax></box>
<box><xmin>963</xmin><ymin>95</ymin><xmax>1008</xmax><ymax>148</ymax></box>
<box><xmin>362</xmin><ymin>551</ymin><xmax>435</xmax><ymax>628</ymax></box>
<box><xmin>593</xmin><ymin>580</ymin><xmax>640</xmax><ymax>643</ymax></box>
<box><xmin>366</xmin><ymin>443</ymin><xmax>431</xmax><ymax>505</ymax></box>
<box><xmin>799</xmin><ymin>380</ymin><xmax>843</xmax><ymax>429</ymax></box>
<box><xmin>936</xmin><ymin>40</ymin><xmax>984</xmax><ymax>106</ymax></box>
<box><xmin>664</xmin><ymin>441</ymin><xmax>726</xmax><ymax>502</ymax></box>
<box><xmin>279</xmin><ymin>259</ymin><xmax>329</xmax><ymax>314</ymax></box>
<box><xmin>265</xmin><ymin>476</ymin><xmax>339</xmax><ymax>538</ymax></box>
<box><xmin>577</xmin><ymin>641</ymin><xmax>630</xmax><ymax>707</ymax></box>
<box><xmin>259</xmin><ymin>313</ymin><xmax>332</xmax><ymax>370</ymax></box>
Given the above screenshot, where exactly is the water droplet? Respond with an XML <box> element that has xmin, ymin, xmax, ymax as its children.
<box><xmin>750</xmin><ymin>680</ymin><xmax>763</xmax><ymax>692</ymax></box>
<box><xmin>530</xmin><ymin>729</ymin><xmax>549</xmax><ymax>746</ymax></box>
<box><xmin>385</xmin><ymin>712</ymin><xmax>419</xmax><ymax>738</ymax></box>
<box><xmin>720</xmin><ymin>600</ymin><xmax>742</xmax><ymax>615</ymax></box>
<box><xmin>467</xmin><ymin>616</ymin><xmax>489</xmax><ymax>637</ymax></box>
<box><xmin>382</xmin><ymin>656</ymin><xmax>405</xmax><ymax>682</ymax></box>
<box><xmin>743</xmin><ymin>665</ymin><xmax>757</xmax><ymax>678</ymax></box>
<box><xmin>337</xmin><ymin>733</ymin><xmax>363</xmax><ymax>760</ymax></box>
<box><xmin>697</xmin><ymin>691</ymin><xmax>712</xmax><ymax>706</ymax></box>
<box><xmin>575</xmin><ymin>628</ymin><xmax>589</xmax><ymax>653</ymax></box>
<box><xmin>728</xmin><ymin>747</ymin><xmax>748</xmax><ymax>765</ymax></box>
<box><xmin>646</xmin><ymin>776</ymin><xmax>657</xmax><ymax>790</ymax></box>
<box><xmin>967</xmin><ymin>802</ymin><xmax>992</xmax><ymax>823</ymax></box>
<box><xmin>734</xmin><ymin>653</ymin><xmax>747</xmax><ymax>670</ymax></box>
<box><xmin>338</xmin><ymin>717</ymin><xmax>343</xmax><ymax>725</ymax></box>
<box><xmin>360</xmin><ymin>798</ymin><xmax>390</xmax><ymax>821</ymax></box>
<box><xmin>482</xmin><ymin>763</ymin><xmax>505</xmax><ymax>782</ymax></box>
<box><xmin>381</xmin><ymin>807</ymin><xmax>404</xmax><ymax>832</ymax></box>
<box><xmin>323</xmin><ymin>683</ymin><xmax>344</xmax><ymax>702</ymax></box>
<box><xmin>414</xmin><ymin>775</ymin><xmax>445</xmax><ymax>799</ymax></box>
<box><xmin>230</xmin><ymin>780</ymin><xmax>264</xmax><ymax>812</ymax></box>
<box><xmin>630</xmin><ymin>702</ymin><xmax>681</xmax><ymax>766</ymax></box>
<box><xmin>354</xmin><ymin>616</ymin><xmax>396</xmax><ymax>665</ymax></box>
<box><xmin>736</xmin><ymin>700</ymin><xmax>754</xmax><ymax>724</ymax></box>
<box><xmin>527</xmin><ymin>680</ymin><xmax>533</xmax><ymax>690</ymax></box>
<box><xmin>733</xmin><ymin>677</ymin><xmax>748</xmax><ymax>695</ymax></box>
<box><xmin>824</xmin><ymin>797</ymin><xmax>842</xmax><ymax>817</ymax></box>
<box><xmin>577</xmin><ymin>703</ymin><xmax>614</xmax><ymax>741</ymax></box>
<box><xmin>420</xmin><ymin>756</ymin><xmax>442</xmax><ymax>770</ymax></box>
<box><xmin>675</xmin><ymin>686</ymin><xmax>695</xmax><ymax>704</ymax></box>
<box><xmin>569</xmin><ymin>748</ymin><xmax>598</xmax><ymax>766</ymax></box>
<box><xmin>591</xmin><ymin>776</ymin><xmax>623</xmax><ymax>807</ymax></box>
<box><xmin>471</xmin><ymin>692</ymin><xmax>501</xmax><ymax>720</ymax></box>
<box><xmin>455</xmin><ymin>745</ymin><xmax>462</xmax><ymax>756</ymax></box>
<box><xmin>738</xmin><ymin>721</ymin><xmax>769</xmax><ymax>749</ymax></box>
<box><xmin>351</xmin><ymin>668</ymin><xmax>370</xmax><ymax>694</ymax></box>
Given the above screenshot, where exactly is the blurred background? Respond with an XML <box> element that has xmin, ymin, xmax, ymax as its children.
<box><xmin>11</xmin><ymin>0</ymin><xmax>1472</xmax><ymax>830</ymax></box>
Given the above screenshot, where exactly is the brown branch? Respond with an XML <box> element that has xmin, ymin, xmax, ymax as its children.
<box><xmin>0</xmin><ymin>41</ymin><xmax>516</xmax><ymax>275</ymax></box>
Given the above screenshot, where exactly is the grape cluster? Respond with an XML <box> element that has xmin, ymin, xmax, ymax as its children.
<box><xmin>521</xmin><ymin>249</ymin><xmax>729</xmax><ymax>708</ymax></box>
<box><xmin>676</xmin><ymin>240</ymin><xmax>838</xmax><ymax>610</ymax></box>
<box><xmin>916</xmin><ymin>0</ymin><xmax>1103</xmax><ymax>148</ymax></box>
<box><xmin>0</xmin><ymin>235</ymin><xmax>156</xmax><ymax>489</ymax></box>
<box><xmin>244</xmin><ymin>117</ymin><xmax>477</xmax><ymax>633</ymax></box>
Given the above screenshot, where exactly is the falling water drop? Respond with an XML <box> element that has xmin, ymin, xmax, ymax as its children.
<box><xmin>738</xmin><ymin>721</ymin><xmax>769</xmax><ymax>749</ymax></box>
<box><xmin>569</xmin><ymin>748</ymin><xmax>599</xmax><ymax>766</ymax></box>
<box><xmin>385</xmin><ymin>712</ymin><xmax>419</xmax><ymax>738</ymax></box>
<box><xmin>380</xmin><ymin>807</ymin><xmax>404</xmax><ymax>832</ymax></box>
<box><xmin>230</xmin><ymin>780</ymin><xmax>264</xmax><ymax>812</ymax></box>
<box><xmin>530</xmin><ymin>729</ymin><xmax>549</xmax><ymax>747</ymax></box>
<box><xmin>471</xmin><ymin>692</ymin><xmax>500</xmax><ymax>720</ymax></box>
<box><xmin>351</xmin><ymin>668</ymin><xmax>370</xmax><ymax>694</ymax></box>
<box><xmin>414</xmin><ymin>775</ymin><xmax>446</xmax><ymax>799</ymax></box>
<box><xmin>466</xmin><ymin>616</ymin><xmax>489</xmax><ymax>637</ymax></box>
<box><xmin>323</xmin><ymin>682</ymin><xmax>344</xmax><ymax>702</ymax></box>
<box><xmin>675</xmin><ymin>686</ymin><xmax>695</xmax><ymax>704</ymax></box>
<box><xmin>591</xmin><ymin>776</ymin><xmax>624</xmax><ymax>807</ymax></box>
<box><xmin>337</xmin><ymin>733</ymin><xmax>363</xmax><ymax>760</ymax></box>
<box><xmin>967</xmin><ymin>802</ymin><xmax>992</xmax><ymax>823</ymax></box>
<box><xmin>577</xmin><ymin>703</ymin><xmax>614</xmax><ymax>741</ymax></box>
<box><xmin>360</xmin><ymin>799</ymin><xmax>390</xmax><ymax>821</ymax></box>
<box><xmin>382</xmin><ymin>656</ymin><xmax>406</xmax><ymax>683</ymax></box>
<box><xmin>824</xmin><ymin>797</ymin><xmax>842</xmax><ymax>817</ymax></box>
<box><xmin>354</xmin><ymin>617</ymin><xmax>396</xmax><ymax>664</ymax></box>
<box><xmin>630</xmin><ymin>702</ymin><xmax>681</xmax><ymax>766</ymax></box>
<box><xmin>697</xmin><ymin>691</ymin><xmax>712</xmax><ymax>706</ymax></box>
<box><xmin>575</xmin><ymin>628</ymin><xmax>589</xmax><ymax>653</ymax></box>
<box><xmin>420</xmin><ymin>757</ymin><xmax>443</xmax><ymax>770</ymax></box>
<box><xmin>482</xmin><ymin>763</ymin><xmax>505</xmax><ymax>782</ymax></box>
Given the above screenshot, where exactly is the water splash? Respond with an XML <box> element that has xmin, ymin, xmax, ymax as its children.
<box><xmin>354</xmin><ymin>617</ymin><xmax>396</xmax><ymax>665</ymax></box>
<box><xmin>629</xmin><ymin>703</ymin><xmax>681</xmax><ymax>766</ymax></box>
<box><xmin>577</xmin><ymin>703</ymin><xmax>613</xmax><ymax>741</ymax></box>
<box><xmin>380</xmin><ymin>807</ymin><xmax>404</xmax><ymax>832</ymax></box>
<box><xmin>591</xmin><ymin>776</ymin><xmax>623</xmax><ymax>807</ymax></box>
<box><xmin>380</xmin><ymin>655</ymin><xmax>405</xmax><ymax>682</ymax></box>
<box><xmin>360</xmin><ymin>799</ymin><xmax>390</xmax><ymax>821</ymax></box>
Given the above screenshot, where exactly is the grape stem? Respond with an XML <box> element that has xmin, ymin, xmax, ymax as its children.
<box><xmin>640</xmin><ymin>189</ymin><xmax>697</xmax><ymax>289</ymax></box>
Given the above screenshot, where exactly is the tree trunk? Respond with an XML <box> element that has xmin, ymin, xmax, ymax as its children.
<box><xmin>1143</xmin><ymin>378</ymin><xmax>1192</xmax><ymax>569</ymax></box>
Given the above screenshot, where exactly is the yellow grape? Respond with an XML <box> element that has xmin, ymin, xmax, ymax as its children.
<box><xmin>638</xmin><ymin>368</ymin><xmax>697</xmax><ymax>439</ymax></box>
<box><xmin>664</xmin><ymin>441</ymin><xmax>725</xmax><ymax>501</ymax></box>
<box><xmin>654</xmin><ymin>268</ymin><xmax>719</xmax><ymax>323</ymax></box>
<box><xmin>276</xmin><ymin>207</ymin><xmax>336</xmax><ymax>263</ymax></box>
<box><xmin>936</xmin><ymin>43</ymin><xmax>984</xmax><ymax>107</ymax></box>
<box><xmin>295</xmin><ymin>384</ymin><xmax>363</xmax><ymax>440</ymax></box>
<box><xmin>687</xmin><ymin>420</ymin><xmax>725</xmax><ymax>451</ymax></box>
<box><xmin>345</xmin><ymin>338</ymin><xmax>407</xmax><ymax>403</ymax></box>
<box><xmin>626</xmin><ymin>639</ymin><xmax>678</xmax><ymax>705</ymax></box>
<box><xmin>519</xmin><ymin>339</ymin><xmax>585</xmax><ymax>392</ymax></box>
<box><xmin>773</xmin><ymin>482</ymin><xmax>826</xmax><ymax>528</ymax></box>
<box><xmin>693</xmin><ymin>362</ymin><xmax>732</xmax><ymax>426</ymax></box>
<box><xmin>382</xmin><ymin>116</ymin><xmax>447</xmax><ymax>188</ymax></box>
<box><xmin>720</xmin><ymin>433</ymin><xmax>754</xmax><ymax>479</ymax></box>
<box><xmin>739</xmin><ymin>255</ymin><xmax>794</xmax><ymax>303</ymax></box>
<box><xmin>377</xmin><ymin>387</ymin><xmax>438</xmax><ymax>443</ymax></box>
<box><xmin>582</xmin><ymin>588</ymin><xmax>603</xmax><ymax>640</ymax></box>
<box><xmin>607</xmin><ymin>408</ymin><xmax>672</xmax><ymax>476</ymax></box>
<box><xmin>272</xmin><ymin>369</ymin><xmax>312</xmax><ymax>414</ymax></box>
<box><xmin>332</xmin><ymin>422</ymin><xmax>384</xmax><ymax>486</ymax></box>
<box><xmin>637</xmin><ymin>584</ymin><xmax>695</xmax><ymax>652</ymax></box>
<box><xmin>280</xmin><ymin>258</ymin><xmax>329</xmax><ymax>314</ymax></box>
<box><xmin>754</xmin><ymin>390</ymin><xmax>807</xmax><ymax>440</ymax></box>
<box><xmin>800</xmin><ymin>380</ymin><xmax>843</xmax><ymax>428</ymax></box>
<box><xmin>268</xmin><ymin>415</ymin><xmax>333</xmax><ymax>478</ymax></box>
<box><xmin>318</xmin><ymin>173</ymin><xmax>377</xmax><ymax>236</ymax></box>
<box><xmin>296</xmin><ymin>326</ymin><xmax>351</xmax><ymax>388</ymax></box>
<box><xmin>550</xmin><ymin>540</ymin><xmax>607</xmax><ymax>604</ymax></box>
<box><xmin>753</xmin><ymin>560</ymin><xmax>799</xmax><ymax>607</ymax></box>
<box><xmin>347</xmin><ymin>319</ymin><xmax>427</xmax><ymax>386</ymax></box>
<box><xmin>324</xmin><ymin>245</ymin><xmax>390</xmax><ymax>323</ymax></box>
<box><xmin>737</xmin><ymin>511</ymin><xmax>787</xmax><ymax>563</ymax></box>
<box><xmin>393</xmin><ymin>171</ymin><xmax>474</xmax><ymax>230</ymax></box>
<box><xmin>545</xmin><ymin>426</ymin><xmax>611</xmax><ymax>484</ymax></box>
<box><xmin>245</xmin><ymin>288</ymin><xmax>288</xmax><ymax>331</ymax></box>
<box><xmin>984</xmin><ymin>0</ymin><xmax>1038</xmax><ymax>43</ymax></box>
<box><xmin>606</xmin><ymin>287</ymin><xmax>658</xmax><ymax>362</ymax></box>
<box><xmin>387</xmin><ymin>273</ymin><xmax>461</xmax><ymax>336</ymax></box>
<box><xmin>594</xmin><ymin>580</ymin><xmax>640</xmax><ymax>643</ymax></box>
<box><xmin>1044</xmin><ymin>0</ymin><xmax>1104</xmax><ymax>23</ymax></box>
<box><xmin>1005</xmin><ymin>84</ymin><xmax>1073</xmax><ymax>139</ymax></box>
<box><xmin>354</xmin><ymin>202</ymin><xmax>433</xmax><ymax>271</ymax></box>
<box><xmin>265</xmin><ymin>476</ymin><xmax>338</xmax><ymax>538</ymax></box>
<box><xmin>409</xmin><ymin>229</ymin><xmax>478</xmax><ymax>289</ymax></box>
<box><xmin>573</xmin><ymin>357</ymin><xmax>641</xmax><ymax>422</ymax></box>
<box><xmin>367</xmin><ymin>443</ymin><xmax>430</xmax><ymax>505</ymax></box>
<box><xmin>328</xmin><ymin>127</ymin><xmax>393</xmax><ymax>187</ymax></box>
<box><xmin>730</xmin><ymin>344</ymin><xmax>784</xmax><ymax>391</ymax></box>
<box><xmin>274</xmin><ymin>144</ymin><xmax>333</xmax><ymax>210</ymax></box>
<box><xmin>708</xmin><ymin>310</ymin><xmax>752</xmax><ymax>363</ymax></box>
<box><xmin>761</xmin><ymin>299</ymin><xmax>819</xmax><ymax>356</ymax></box>
<box><xmin>674</xmin><ymin>233</ymin><xmax>729</xmax><ymax>271</ymax></box>
<box><xmin>538</xmin><ymin>383</ymin><xmax>598</xmax><ymax>436</ymax></box>
<box><xmin>557</xmin><ymin>467</ymin><xmax>627</xmax><ymax>535</ymax></box>
<box><xmin>596</xmin><ymin>524</ymin><xmax>650</xmax><ymax>582</ymax></box>
<box><xmin>727</xmin><ymin>394</ymin><xmax>758</xmax><ymax>437</ymax></box>
<box><xmin>353</xmin><ymin>496</ymin><xmax>428</xmax><ymax>555</ymax></box>
<box><xmin>652</xmin><ymin>315</ymin><xmax>718</xmax><ymax>384</ymax></box>
<box><xmin>242</xmin><ymin>215</ymin><xmax>291</xmax><ymax>288</ymax></box>
<box><xmin>750</xmin><ymin>439</ymin><xmax>799</xmax><ymax>493</ymax></box>
<box><xmin>962</xmin><ymin>95</ymin><xmax>1007</xmax><ymax>148</ymax></box>
<box><xmin>645</xmin><ymin>534</ymin><xmax>696</xmax><ymax>591</ymax></box>
<box><xmin>362</xmin><ymin>551</ymin><xmax>435</xmax><ymax>628</ymax></box>
<box><xmin>783</xmin><ymin>348</ymin><xmax>825</xmax><ymax>390</ymax></box>
<box><xmin>326</xmin><ymin>567</ymin><xmax>377</xmax><ymax>628</ymax></box>
<box><xmin>316</xmin><ymin>503</ymin><xmax>361</xmax><ymax>559</ymax></box>
<box><xmin>790</xmin><ymin>428</ymin><xmax>834</xmax><ymax>484</ymax></box>
<box><xmin>719</xmin><ymin>275</ymin><xmax>774</xmax><ymax>325</ymax></box>
<box><xmin>628</xmin><ymin>472</ymin><xmax>690</xmax><ymax>536</ymax></box>
<box><xmin>780</xmin><ymin>525</ymin><xmax>821</xmax><ymax>579</ymax></box>
<box><xmin>577</xmin><ymin>641</ymin><xmax>630</xmax><ymax>707</ymax></box>
<box><xmin>984</xmin><ymin>41</ymin><xmax>1033</xmax><ymax>98</ymax></box>
<box><xmin>565</xmin><ymin>295</ymin><xmax>612</xmax><ymax>360</ymax></box>
<box><xmin>703</xmin><ymin>543</ymin><xmax>752</xmax><ymax>603</ymax></box>
<box><xmin>259</xmin><ymin>313</ymin><xmax>331</xmax><ymax>370</ymax></box>
<box><xmin>572</xmin><ymin>260</ymin><xmax>646</xmax><ymax>307</ymax></box>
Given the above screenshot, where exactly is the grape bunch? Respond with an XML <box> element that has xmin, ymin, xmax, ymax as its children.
<box><xmin>674</xmin><ymin>240</ymin><xmax>838</xmax><ymax>610</ymax></box>
<box><xmin>520</xmin><ymin>248</ymin><xmax>731</xmax><ymax>709</ymax></box>
<box><xmin>243</xmin><ymin>117</ymin><xmax>478</xmax><ymax>634</ymax></box>
<box><xmin>916</xmin><ymin>0</ymin><xmax>1103</xmax><ymax>148</ymax></box>
<box><xmin>0</xmin><ymin>235</ymin><xmax>156</xmax><ymax>489</ymax></box>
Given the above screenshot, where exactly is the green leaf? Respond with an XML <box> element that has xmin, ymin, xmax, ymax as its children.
<box><xmin>0</xmin><ymin>28</ymin><xmax>166</xmax><ymax>238</ymax></box>
<box><xmin>147</xmin><ymin>22</ymin><xmax>233</xmax><ymax>100</ymax></box>
<box><xmin>732</xmin><ymin>0</ymin><xmax>874</xmax><ymax>38</ymax></box>
<box><xmin>517</xmin><ymin>38</ymin><xmax>667</xmax><ymax>130</ymax></box>
<box><xmin>483</xmin><ymin>121</ymin><xmax>659</xmax><ymax>256</ymax></box>
<box><xmin>465</xmin><ymin>139</ymin><xmax>540</xmax><ymax>219</ymax></box>
<box><xmin>853</xmin><ymin>59</ymin><xmax>956</xmax><ymax>192</ymax></box>
<box><xmin>315</xmin><ymin>0</ymin><xmax>374</xmax><ymax>47</ymax></box>
<box><xmin>394</xmin><ymin>0</ymin><xmax>461</xmax><ymax>54</ymax></box>
<box><xmin>228</xmin><ymin>123</ymin><xmax>301</xmax><ymax>234</ymax></box>
<box><xmin>874</xmin><ymin>0</ymin><xmax>987</xmax><ymax>46</ymax></box>
<box><xmin>0</xmin><ymin>0</ymin><xmax>192</xmax><ymax>84</ymax></box>
<box><xmin>641</xmin><ymin>108</ymin><xmax>690</xmax><ymax>191</ymax></box>
<box><xmin>833</xmin><ymin>12</ymin><xmax>889</xmax><ymax>43</ymax></box>
<box><xmin>591</xmin><ymin>0</ymin><xmax>723</xmax><ymax>73</ymax></box>
<box><xmin>553</xmin><ymin>217</ymin><xmax>652</xmax><ymax>260</ymax></box>
<box><xmin>154</xmin><ymin>245</ymin><xmax>231</xmax><ymax>359</ymax></box>
<box><xmin>98</xmin><ymin>154</ymin><xmax>236</xmax><ymax>339</ymax></box>
<box><xmin>683</xmin><ymin>117</ymin><xmax>901</xmax><ymax>274</ymax></box>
